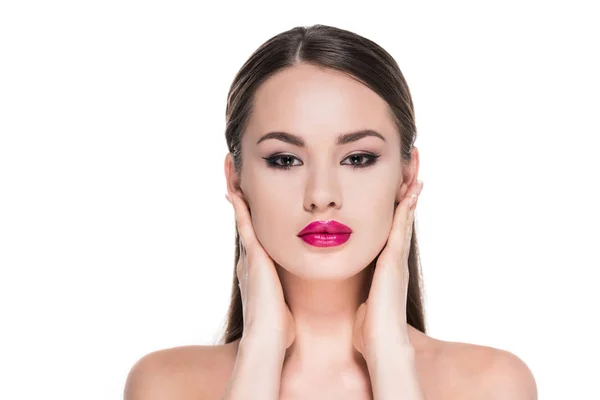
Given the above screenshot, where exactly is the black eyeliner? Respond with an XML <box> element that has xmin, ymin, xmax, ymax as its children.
<box><xmin>262</xmin><ymin>153</ymin><xmax>381</xmax><ymax>171</ymax></box>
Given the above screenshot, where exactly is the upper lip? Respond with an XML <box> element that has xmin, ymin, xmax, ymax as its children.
<box><xmin>297</xmin><ymin>220</ymin><xmax>353</xmax><ymax>236</ymax></box>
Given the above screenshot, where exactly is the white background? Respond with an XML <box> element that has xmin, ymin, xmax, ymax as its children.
<box><xmin>1</xmin><ymin>1</ymin><xmax>598</xmax><ymax>399</ymax></box>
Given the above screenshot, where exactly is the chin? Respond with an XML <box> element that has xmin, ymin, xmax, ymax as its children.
<box><xmin>271</xmin><ymin>244</ymin><xmax>377</xmax><ymax>281</ymax></box>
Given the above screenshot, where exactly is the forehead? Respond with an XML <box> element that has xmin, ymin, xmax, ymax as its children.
<box><xmin>246</xmin><ymin>64</ymin><xmax>397</xmax><ymax>144</ymax></box>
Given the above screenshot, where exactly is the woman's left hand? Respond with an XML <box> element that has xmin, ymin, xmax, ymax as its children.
<box><xmin>352</xmin><ymin>179</ymin><xmax>424</xmax><ymax>357</ymax></box>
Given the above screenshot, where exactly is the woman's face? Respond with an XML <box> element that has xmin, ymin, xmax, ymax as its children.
<box><xmin>229</xmin><ymin>63</ymin><xmax>416</xmax><ymax>280</ymax></box>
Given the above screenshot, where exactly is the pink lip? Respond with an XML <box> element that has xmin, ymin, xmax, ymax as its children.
<box><xmin>298</xmin><ymin>233</ymin><xmax>351</xmax><ymax>247</ymax></box>
<box><xmin>297</xmin><ymin>220</ymin><xmax>352</xmax><ymax>248</ymax></box>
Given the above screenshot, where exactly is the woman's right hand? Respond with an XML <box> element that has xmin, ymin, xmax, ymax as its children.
<box><xmin>226</xmin><ymin>190</ymin><xmax>296</xmax><ymax>350</ymax></box>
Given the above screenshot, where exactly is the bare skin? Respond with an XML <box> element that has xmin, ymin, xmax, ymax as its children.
<box><xmin>124</xmin><ymin>63</ymin><xmax>537</xmax><ymax>399</ymax></box>
<box><xmin>124</xmin><ymin>328</ymin><xmax>528</xmax><ymax>400</ymax></box>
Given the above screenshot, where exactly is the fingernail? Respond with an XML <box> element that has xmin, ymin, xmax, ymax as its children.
<box><xmin>409</xmin><ymin>193</ymin><xmax>418</xmax><ymax>207</ymax></box>
<box><xmin>417</xmin><ymin>180</ymin><xmax>423</xmax><ymax>194</ymax></box>
<box><xmin>225</xmin><ymin>193</ymin><xmax>232</xmax><ymax>203</ymax></box>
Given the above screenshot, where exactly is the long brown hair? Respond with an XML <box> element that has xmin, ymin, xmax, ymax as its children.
<box><xmin>216</xmin><ymin>24</ymin><xmax>426</xmax><ymax>345</ymax></box>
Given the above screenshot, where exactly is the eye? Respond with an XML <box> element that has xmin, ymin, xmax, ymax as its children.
<box><xmin>341</xmin><ymin>153</ymin><xmax>380</xmax><ymax>168</ymax></box>
<box><xmin>263</xmin><ymin>155</ymin><xmax>302</xmax><ymax>170</ymax></box>
<box><xmin>263</xmin><ymin>153</ymin><xmax>380</xmax><ymax>171</ymax></box>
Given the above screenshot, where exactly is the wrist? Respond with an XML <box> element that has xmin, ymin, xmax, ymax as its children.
<box><xmin>363</xmin><ymin>335</ymin><xmax>415</xmax><ymax>363</ymax></box>
<box><xmin>239</xmin><ymin>331</ymin><xmax>287</xmax><ymax>354</ymax></box>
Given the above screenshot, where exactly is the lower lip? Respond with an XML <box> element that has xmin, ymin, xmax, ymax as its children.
<box><xmin>298</xmin><ymin>233</ymin><xmax>351</xmax><ymax>247</ymax></box>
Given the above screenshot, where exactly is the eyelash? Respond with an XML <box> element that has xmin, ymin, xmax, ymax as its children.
<box><xmin>262</xmin><ymin>153</ymin><xmax>381</xmax><ymax>171</ymax></box>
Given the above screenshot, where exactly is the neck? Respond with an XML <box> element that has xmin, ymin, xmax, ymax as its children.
<box><xmin>276</xmin><ymin>263</ymin><xmax>378</xmax><ymax>372</ymax></box>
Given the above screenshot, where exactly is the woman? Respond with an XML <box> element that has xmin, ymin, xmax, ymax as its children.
<box><xmin>125</xmin><ymin>24</ymin><xmax>537</xmax><ymax>400</ymax></box>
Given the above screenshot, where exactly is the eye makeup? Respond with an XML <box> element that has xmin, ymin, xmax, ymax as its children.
<box><xmin>262</xmin><ymin>153</ymin><xmax>381</xmax><ymax>171</ymax></box>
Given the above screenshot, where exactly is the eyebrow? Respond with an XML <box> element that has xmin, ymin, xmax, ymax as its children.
<box><xmin>255</xmin><ymin>129</ymin><xmax>387</xmax><ymax>147</ymax></box>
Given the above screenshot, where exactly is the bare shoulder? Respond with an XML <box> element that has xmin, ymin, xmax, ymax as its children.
<box><xmin>124</xmin><ymin>342</ymin><xmax>237</xmax><ymax>400</ymax></box>
<box><xmin>437</xmin><ymin>339</ymin><xmax>538</xmax><ymax>400</ymax></box>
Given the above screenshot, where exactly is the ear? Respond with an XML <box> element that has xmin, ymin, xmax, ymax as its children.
<box><xmin>396</xmin><ymin>146</ymin><xmax>420</xmax><ymax>204</ymax></box>
<box><xmin>224</xmin><ymin>153</ymin><xmax>247</xmax><ymax>202</ymax></box>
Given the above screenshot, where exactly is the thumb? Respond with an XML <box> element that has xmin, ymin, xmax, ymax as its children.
<box><xmin>352</xmin><ymin>302</ymin><xmax>367</xmax><ymax>355</ymax></box>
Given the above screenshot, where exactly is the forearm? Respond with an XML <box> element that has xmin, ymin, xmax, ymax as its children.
<box><xmin>365</xmin><ymin>343</ymin><xmax>426</xmax><ymax>400</ymax></box>
<box><xmin>220</xmin><ymin>335</ymin><xmax>286</xmax><ymax>400</ymax></box>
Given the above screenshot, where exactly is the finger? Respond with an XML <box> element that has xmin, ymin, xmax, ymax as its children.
<box><xmin>238</xmin><ymin>264</ymin><xmax>249</xmax><ymax>296</ymax></box>
<box><xmin>235</xmin><ymin>245</ymin><xmax>247</xmax><ymax>286</ymax></box>
<box><xmin>228</xmin><ymin>190</ymin><xmax>258</xmax><ymax>252</ymax></box>
<box><xmin>404</xmin><ymin>208</ymin><xmax>416</xmax><ymax>258</ymax></box>
<box><xmin>404</xmin><ymin>182</ymin><xmax>423</xmax><ymax>253</ymax></box>
<box><xmin>227</xmin><ymin>192</ymin><xmax>259</xmax><ymax>294</ymax></box>
<box><xmin>387</xmin><ymin>182</ymin><xmax>421</xmax><ymax>252</ymax></box>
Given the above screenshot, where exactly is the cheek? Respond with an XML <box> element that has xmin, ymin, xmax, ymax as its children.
<box><xmin>243</xmin><ymin>173</ymin><xmax>398</xmax><ymax>270</ymax></box>
<box><xmin>350</xmin><ymin>186</ymin><xmax>396</xmax><ymax>251</ymax></box>
<box><xmin>247</xmin><ymin>192</ymin><xmax>293</xmax><ymax>247</ymax></box>
<box><xmin>369</xmin><ymin>200</ymin><xmax>396</xmax><ymax>244</ymax></box>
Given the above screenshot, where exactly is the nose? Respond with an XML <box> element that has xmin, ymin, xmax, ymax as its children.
<box><xmin>303</xmin><ymin>167</ymin><xmax>342</xmax><ymax>213</ymax></box>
